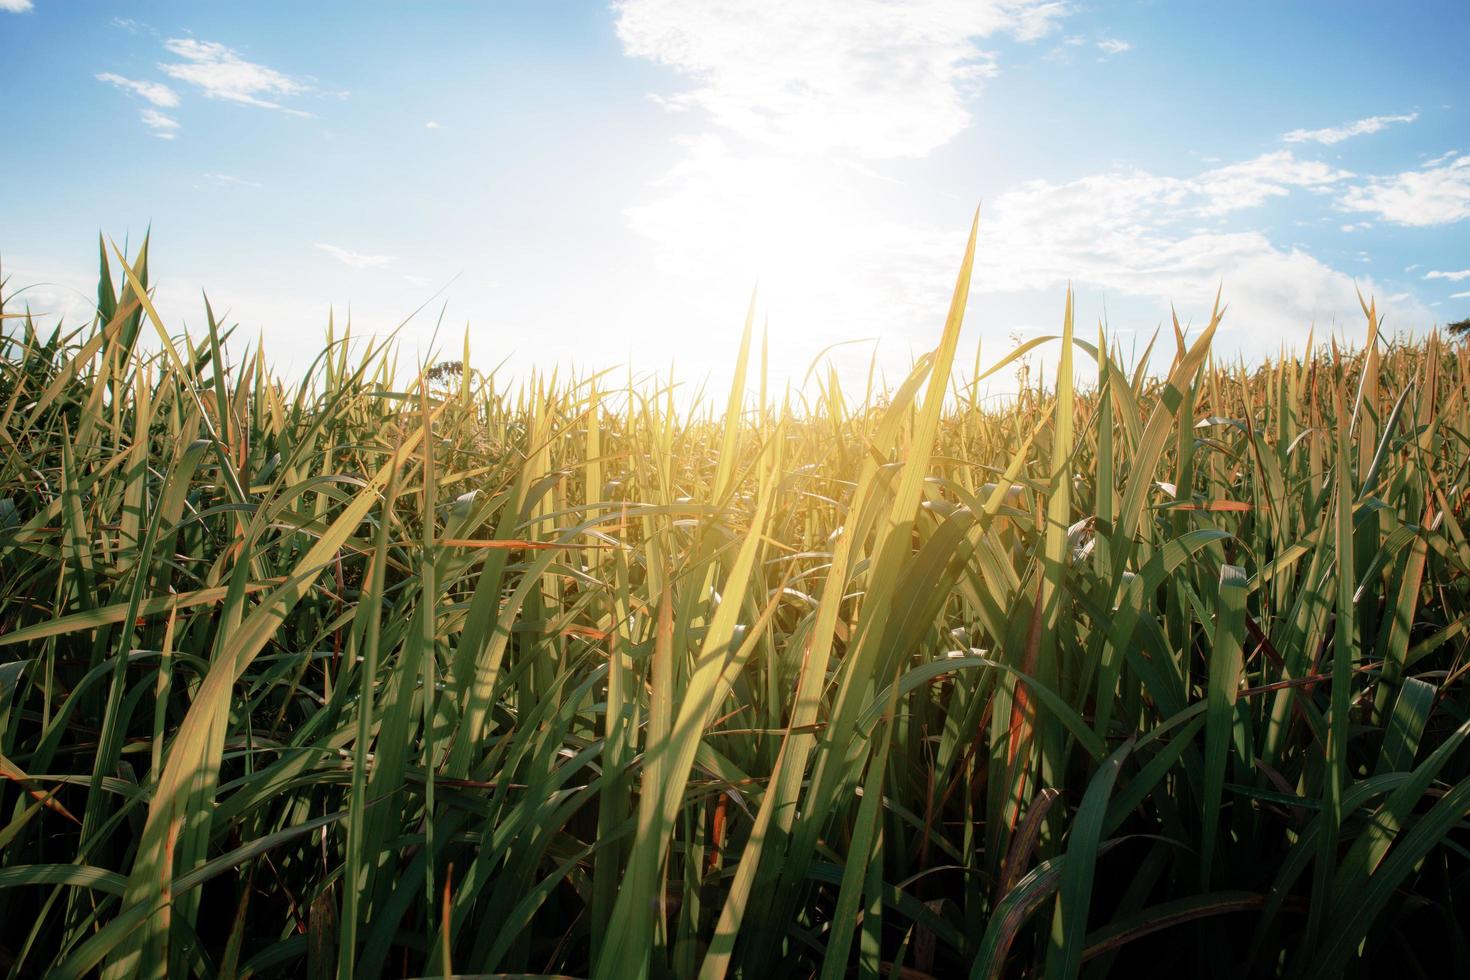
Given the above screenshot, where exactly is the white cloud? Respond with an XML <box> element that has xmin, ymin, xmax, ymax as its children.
<box><xmin>111</xmin><ymin>17</ymin><xmax>140</xmax><ymax>33</ymax></box>
<box><xmin>614</xmin><ymin>0</ymin><xmax>1071</xmax><ymax>158</ymax></box>
<box><xmin>1097</xmin><ymin>38</ymin><xmax>1131</xmax><ymax>56</ymax></box>
<box><xmin>140</xmin><ymin>109</ymin><xmax>179</xmax><ymax>139</ymax></box>
<box><xmin>967</xmin><ymin>165</ymin><xmax>1422</xmax><ymax>350</ymax></box>
<box><xmin>1189</xmin><ymin>152</ymin><xmax>1351</xmax><ymax>215</ymax></box>
<box><xmin>425</xmin><ymin>120</ymin><xmax>442</xmax><ymax>129</ymax></box>
<box><xmin>613</xmin><ymin>0</ymin><xmax>1415</xmax><ymax>370</ymax></box>
<box><xmin>159</xmin><ymin>38</ymin><xmax>310</xmax><ymax>115</ymax></box>
<box><xmin>1283</xmin><ymin>112</ymin><xmax>1418</xmax><ymax>145</ymax></box>
<box><xmin>625</xmin><ymin>138</ymin><xmax>1399</xmax><ymax>359</ymax></box>
<box><xmin>633</xmin><ymin>147</ymin><xmax>1348</xmax><ymax>277</ymax></box>
<box><xmin>0</xmin><ymin>0</ymin><xmax>33</xmax><ymax>13</ymax></box>
<box><xmin>1340</xmin><ymin>154</ymin><xmax>1470</xmax><ymax>226</ymax></box>
<box><xmin>969</xmin><ymin>152</ymin><xmax>1350</xmax><ymax>225</ymax></box>
<box><xmin>96</xmin><ymin>72</ymin><xmax>180</xmax><ymax>108</ymax></box>
<box><xmin>315</xmin><ymin>243</ymin><xmax>393</xmax><ymax>269</ymax></box>
<box><xmin>1425</xmin><ymin>269</ymin><xmax>1470</xmax><ymax>281</ymax></box>
<box><xmin>1451</xmin><ymin>290</ymin><xmax>1470</xmax><ymax>300</ymax></box>
<box><xmin>203</xmin><ymin>172</ymin><xmax>261</xmax><ymax>188</ymax></box>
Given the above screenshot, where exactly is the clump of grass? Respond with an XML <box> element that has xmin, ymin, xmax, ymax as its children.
<box><xmin>1</xmin><ymin>223</ymin><xmax>1468</xmax><ymax>979</ymax></box>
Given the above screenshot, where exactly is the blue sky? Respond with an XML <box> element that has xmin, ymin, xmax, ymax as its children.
<box><xmin>3</xmin><ymin>1</ymin><xmax>1468</xmax><ymax>389</ymax></box>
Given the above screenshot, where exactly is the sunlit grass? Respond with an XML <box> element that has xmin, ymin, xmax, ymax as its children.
<box><xmin>1</xmin><ymin>222</ymin><xmax>1467</xmax><ymax>978</ymax></box>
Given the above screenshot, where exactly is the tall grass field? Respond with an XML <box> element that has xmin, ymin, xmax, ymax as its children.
<box><xmin>1</xmin><ymin>223</ymin><xmax>1468</xmax><ymax>979</ymax></box>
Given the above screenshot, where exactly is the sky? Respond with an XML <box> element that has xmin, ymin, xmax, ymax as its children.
<box><xmin>2</xmin><ymin>0</ymin><xmax>1469</xmax><ymax>395</ymax></box>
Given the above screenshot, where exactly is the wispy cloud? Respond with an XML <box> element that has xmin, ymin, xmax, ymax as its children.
<box><xmin>960</xmin><ymin>158</ymin><xmax>1422</xmax><ymax>350</ymax></box>
<box><xmin>96</xmin><ymin>72</ymin><xmax>180</xmax><ymax>108</ymax></box>
<box><xmin>981</xmin><ymin>152</ymin><xmax>1350</xmax><ymax>223</ymax></box>
<box><xmin>0</xmin><ymin>0</ymin><xmax>34</xmax><ymax>13</ymax></box>
<box><xmin>315</xmin><ymin>243</ymin><xmax>392</xmax><ymax>269</ymax></box>
<box><xmin>626</xmin><ymin>134</ymin><xmax>1390</xmax><ymax>357</ymax></box>
<box><xmin>203</xmin><ymin>172</ymin><xmax>261</xmax><ymax>188</ymax></box>
<box><xmin>425</xmin><ymin>120</ymin><xmax>443</xmax><ymax>130</ymax></box>
<box><xmin>615</xmin><ymin>0</ymin><xmax>1070</xmax><ymax>158</ymax></box>
<box><xmin>159</xmin><ymin>38</ymin><xmax>310</xmax><ymax>116</ymax></box>
<box><xmin>1340</xmin><ymin>154</ymin><xmax>1470</xmax><ymax>226</ymax></box>
<box><xmin>615</xmin><ymin>0</ymin><xmax>1402</xmax><ymax>359</ymax></box>
<box><xmin>140</xmin><ymin>109</ymin><xmax>179</xmax><ymax>139</ymax></box>
<box><xmin>111</xmin><ymin>17</ymin><xmax>141</xmax><ymax>33</ymax></box>
<box><xmin>1188</xmin><ymin>152</ymin><xmax>1352</xmax><ymax>215</ymax></box>
<box><xmin>1425</xmin><ymin>269</ymin><xmax>1470</xmax><ymax>281</ymax></box>
<box><xmin>1283</xmin><ymin>112</ymin><xmax>1418</xmax><ymax>145</ymax></box>
<box><xmin>1451</xmin><ymin>290</ymin><xmax>1470</xmax><ymax>299</ymax></box>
